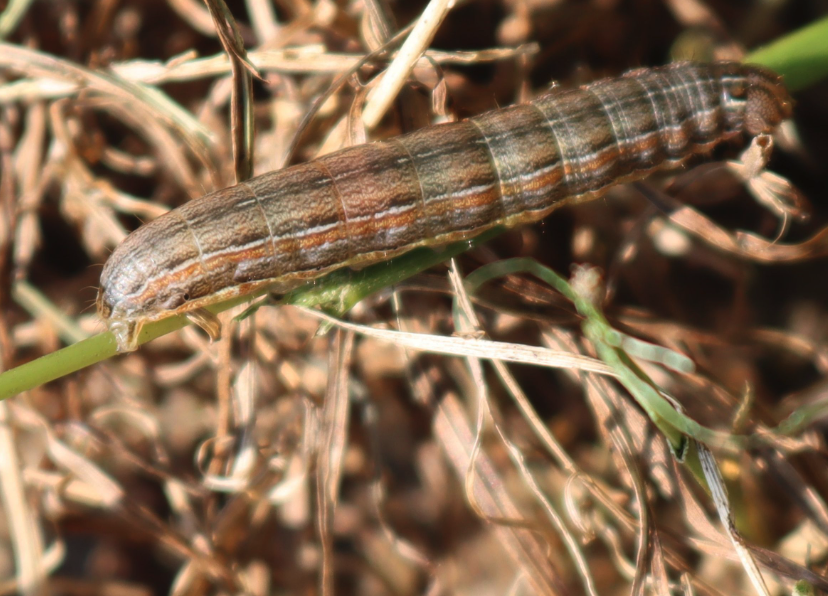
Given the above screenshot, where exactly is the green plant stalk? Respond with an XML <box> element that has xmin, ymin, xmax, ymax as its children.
<box><xmin>746</xmin><ymin>14</ymin><xmax>828</xmax><ymax>92</ymax></box>
<box><xmin>465</xmin><ymin>257</ymin><xmax>744</xmax><ymax>454</ymax></box>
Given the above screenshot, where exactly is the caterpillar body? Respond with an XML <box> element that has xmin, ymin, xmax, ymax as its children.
<box><xmin>97</xmin><ymin>61</ymin><xmax>793</xmax><ymax>352</ymax></box>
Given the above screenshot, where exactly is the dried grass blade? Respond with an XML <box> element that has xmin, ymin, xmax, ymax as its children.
<box><xmin>434</xmin><ymin>392</ymin><xmax>568</xmax><ymax>596</ymax></box>
<box><xmin>584</xmin><ymin>379</ymin><xmax>651</xmax><ymax>596</ymax></box>
<box><xmin>697</xmin><ymin>443</ymin><xmax>771</xmax><ymax>596</ymax></box>
<box><xmin>0</xmin><ymin>42</ymin><xmax>215</xmax><ymax>151</ymax></box>
<box><xmin>746</xmin><ymin>545</ymin><xmax>828</xmax><ymax>592</ymax></box>
<box><xmin>2</xmin><ymin>46</ymin><xmax>539</xmax><ymax>95</ymax></box>
<box><xmin>246</xmin><ymin>0</ymin><xmax>279</xmax><ymax>43</ymax></box>
<box><xmin>0</xmin><ymin>0</ymin><xmax>32</xmax><ymax>39</ymax></box>
<box><xmin>167</xmin><ymin>0</ymin><xmax>218</xmax><ymax>37</ymax></box>
<box><xmin>42</xmin><ymin>430</ymin><xmax>124</xmax><ymax>509</ymax></box>
<box><xmin>0</xmin><ymin>402</ymin><xmax>45</xmax><ymax>595</ymax></box>
<box><xmin>760</xmin><ymin>449</ymin><xmax>828</xmax><ymax>535</ymax></box>
<box><xmin>316</xmin><ymin>329</ymin><xmax>354</xmax><ymax>596</ymax></box>
<box><xmin>448</xmin><ymin>261</ymin><xmax>599</xmax><ymax>595</ymax></box>
<box><xmin>635</xmin><ymin>181</ymin><xmax>828</xmax><ymax>263</ymax></box>
<box><xmin>298</xmin><ymin>307</ymin><xmax>616</xmax><ymax>375</ymax></box>
<box><xmin>203</xmin><ymin>0</ymin><xmax>258</xmax><ymax>182</ymax></box>
<box><xmin>0</xmin><ymin>110</ymin><xmax>17</xmax><ymax>265</ymax></box>
<box><xmin>11</xmin><ymin>281</ymin><xmax>88</xmax><ymax>345</ymax></box>
<box><xmin>361</xmin><ymin>0</ymin><xmax>455</xmax><ymax>129</ymax></box>
<box><xmin>650</xmin><ymin>529</ymin><xmax>671</xmax><ymax>596</ymax></box>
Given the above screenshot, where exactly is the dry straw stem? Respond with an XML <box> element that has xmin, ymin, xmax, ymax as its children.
<box><xmin>0</xmin><ymin>0</ymin><xmax>32</xmax><ymax>39</ymax></box>
<box><xmin>299</xmin><ymin>306</ymin><xmax>616</xmax><ymax>376</ymax></box>
<box><xmin>361</xmin><ymin>0</ymin><xmax>455</xmax><ymax>130</ymax></box>
<box><xmin>434</xmin><ymin>392</ymin><xmax>571</xmax><ymax>595</ymax></box>
<box><xmin>316</xmin><ymin>328</ymin><xmax>354</xmax><ymax>596</ymax></box>
<box><xmin>0</xmin><ymin>43</ymin><xmax>216</xmax><ymax>147</ymax></box>
<box><xmin>0</xmin><ymin>46</ymin><xmax>533</xmax><ymax>102</ymax></box>
<box><xmin>0</xmin><ymin>402</ymin><xmax>44</xmax><ymax>595</ymax></box>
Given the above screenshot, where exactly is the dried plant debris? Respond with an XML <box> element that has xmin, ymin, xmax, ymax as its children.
<box><xmin>1</xmin><ymin>1</ymin><xmax>828</xmax><ymax>595</ymax></box>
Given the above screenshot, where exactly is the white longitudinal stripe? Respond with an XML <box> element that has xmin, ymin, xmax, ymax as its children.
<box><xmin>518</xmin><ymin>155</ymin><xmax>563</xmax><ymax>187</ymax></box>
<box><xmin>396</xmin><ymin>127</ymin><xmax>483</xmax><ymax>164</ymax></box>
<box><xmin>241</xmin><ymin>181</ymin><xmax>277</xmax><ymax>260</ymax></box>
<box><xmin>127</xmin><ymin>222</ymin><xmax>337</xmax><ymax>300</ymax></box>
<box><xmin>476</xmin><ymin>107</ymin><xmax>566</xmax><ymax>203</ymax></box>
<box><xmin>538</xmin><ymin>96</ymin><xmax>587</xmax><ymax>190</ymax></box>
<box><xmin>174</xmin><ymin>209</ymin><xmax>210</xmax><ymax>279</ymax></box>
<box><xmin>469</xmin><ymin>118</ymin><xmax>520</xmax><ymax>213</ymax></box>
<box><xmin>648</xmin><ymin>71</ymin><xmax>687</xmax><ymax>134</ymax></box>
<box><xmin>526</xmin><ymin>103</ymin><xmax>567</xmax><ymax>192</ymax></box>
<box><xmin>535</xmin><ymin>110</ymin><xmax>624</xmax><ymax>186</ymax></box>
<box><xmin>325</xmin><ymin>151</ymin><xmax>409</xmax><ymax>182</ymax></box>
<box><xmin>422</xmin><ymin>180</ymin><xmax>496</xmax><ymax>207</ymax></box>
<box><xmin>630</xmin><ymin>74</ymin><xmax>672</xmax><ymax>151</ymax></box>
<box><xmin>686</xmin><ymin>67</ymin><xmax>720</xmax><ymax>134</ymax></box>
<box><xmin>673</xmin><ymin>67</ymin><xmax>718</xmax><ymax>135</ymax></box>
<box><xmin>588</xmin><ymin>84</ymin><xmax>639</xmax><ymax>166</ymax></box>
<box><xmin>528</xmin><ymin>103</ymin><xmax>574</xmax><ymax>188</ymax></box>
<box><xmin>595</xmin><ymin>83</ymin><xmax>663</xmax><ymax>165</ymax></box>
<box><xmin>125</xmin><ymin>198</ymin><xmax>436</xmax><ymax>301</ymax></box>
<box><xmin>650</xmin><ymin>70</ymin><xmax>694</xmax><ymax>151</ymax></box>
<box><xmin>500</xmin><ymin>121</ymin><xmax>559</xmax><ymax>203</ymax></box>
<box><xmin>312</xmin><ymin>158</ymin><xmax>352</xmax><ymax>262</ymax></box>
<box><xmin>390</xmin><ymin>137</ymin><xmax>432</xmax><ymax>240</ymax></box>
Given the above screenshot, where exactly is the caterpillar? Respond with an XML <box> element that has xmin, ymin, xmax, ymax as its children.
<box><xmin>97</xmin><ymin>61</ymin><xmax>793</xmax><ymax>352</ymax></box>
